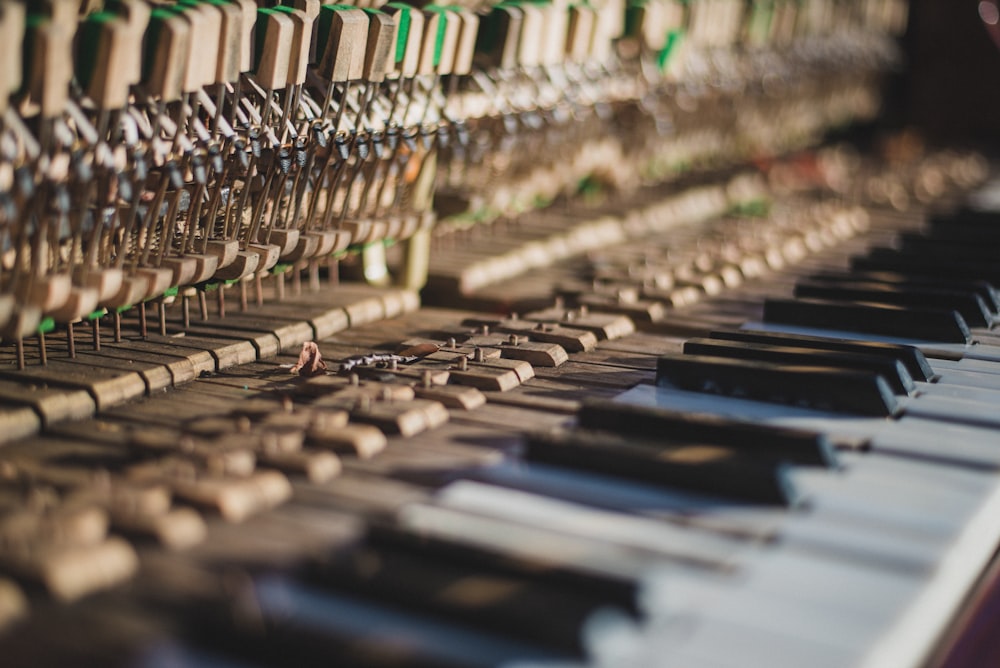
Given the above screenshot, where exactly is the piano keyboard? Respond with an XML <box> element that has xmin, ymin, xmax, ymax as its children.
<box><xmin>0</xmin><ymin>146</ymin><xmax>995</xmax><ymax>668</ymax></box>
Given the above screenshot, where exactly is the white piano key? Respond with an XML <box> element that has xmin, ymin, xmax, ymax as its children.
<box><xmin>660</xmin><ymin>617</ymin><xmax>860</xmax><ymax>668</ymax></box>
<box><xmin>900</xmin><ymin>392</ymin><xmax>1000</xmax><ymax>430</ymax></box>
<box><xmin>630</xmin><ymin>551</ymin><xmax>923</xmax><ymax>666</ymax></box>
<box><xmin>794</xmin><ymin>465</ymin><xmax>988</xmax><ymax>538</ymax></box>
<box><xmin>869</xmin><ymin>416</ymin><xmax>1000</xmax><ymax>468</ymax></box>
<box><xmin>858</xmin><ymin>477</ymin><xmax>1000</xmax><ymax>668</ymax></box>
<box><xmin>778</xmin><ymin>511</ymin><xmax>945</xmax><ymax>575</ymax></box>
<box><xmin>916</xmin><ymin>378</ymin><xmax>1000</xmax><ymax>400</ymax></box>
<box><xmin>930</xmin><ymin>356</ymin><xmax>1000</xmax><ymax>377</ymax></box>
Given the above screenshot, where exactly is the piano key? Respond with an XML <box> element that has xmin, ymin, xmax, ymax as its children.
<box><xmin>433</xmin><ymin>480</ymin><xmax>746</xmax><ymax>570</ymax></box>
<box><xmin>576</xmin><ymin>399</ymin><xmax>838</xmax><ymax>467</ymax></box>
<box><xmin>349</xmin><ymin>398</ymin><xmax>449</xmax><ymax>437</ymax></box>
<box><xmin>897</xmin><ymin>232</ymin><xmax>1000</xmax><ymax>265</ymax></box>
<box><xmin>384</xmin><ymin>506</ymin><xmax>654</xmax><ymax>607</ymax></box>
<box><xmin>223</xmin><ymin>573</ymin><xmax>571</xmax><ymax>668</ymax></box>
<box><xmin>805</xmin><ymin>270</ymin><xmax>1000</xmax><ymax>313</ymax></box>
<box><xmin>522</xmin><ymin>307</ymin><xmax>636</xmax><ymax>341</ymax></box>
<box><xmin>616</xmin><ymin>383</ymin><xmax>1000</xmax><ymax>469</ymax></box>
<box><xmin>462</xmin><ymin>318</ymin><xmax>599</xmax><ymax>352</ymax></box>
<box><xmin>682</xmin><ymin>337</ymin><xmax>916</xmax><ymax>395</ymax></box>
<box><xmin>656</xmin><ymin>353</ymin><xmax>900</xmax><ymax>416</ymax></box>
<box><xmin>0</xmin><ymin>360</ymin><xmax>147</xmax><ymax>411</ymax></box>
<box><xmin>852</xmin><ymin>248</ymin><xmax>1000</xmax><ymax>285</ymax></box>
<box><xmin>792</xmin><ymin>281</ymin><xmax>994</xmax><ymax>328</ymax></box>
<box><xmin>524</xmin><ymin>428</ymin><xmax>801</xmax><ymax>505</ymax></box>
<box><xmin>763</xmin><ymin>297</ymin><xmax>973</xmax><ymax>344</ymax></box>
<box><xmin>0</xmin><ymin>379</ymin><xmax>95</xmax><ymax>428</ymax></box>
<box><xmin>307</xmin><ymin>541</ymin><xmax>639</xmax><ymax>655</ymax></box>
<box><xmin>412</xmin><ymin>383</ymin><xmax>486</xmax><ymax>410</ymax></box>
<box><xmin>709</xmin><ymin>328</ymin><xmax>936</xmax><ymax>383</ymax></box>
<box><xmin>0</xmin><ymin>536</ymin><xmax>139</xmax><ymax>603</ymax></box>
<box><xmin>462</xmin><ymin>333</ymin><xmax>569</xmax><ymax>367</ymax></box>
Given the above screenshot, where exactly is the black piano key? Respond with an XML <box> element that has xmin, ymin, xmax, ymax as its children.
<box><xmin>365</xmin><ymin>522</ymin><xmax>641</xmax><ymax>616</ymax></box>
<box><xmin>191</xmin><ymin>574</ymin><xmax>556</xmax><ymax>668</ymax></box>
<box><xmin>921</xmin><ymin>223</ymin><xmax>1000</xmax><ymax>245</ymax></box>
<box><xmin>305</xmin><ymin>543</ymin><xmax>630</xmax><ymax>656</ymax></box>
<box><xmin>656</xmin><ymin>352</ymin><xmax>901</xmax><ymax>417</ymax></box>
<box><xmin>928</xmin><ymin>210</ymin><xmax>1000</xmax><ymax>234</ymax></box>
<box><xmin>805</xmin><ymin>271</ymin><xmax>1000</xmax><ymax>314</ymax></box>
<box><xmin>524</xmin><ymin>428</ymin><xmax>800</xmax><ymax>506</ymax></box>
<box><xmin>898</xmin><ymin>232</ymin><xmax>1000</xmax><ymax>264</ymax></box>
<box><xmin>682</xmin><ymin>338</ymin><xmax>915</xmax><ymax>395</ymax></box>
<box><xmin>851</xmin><ymin>248</ymin><xmax>1000</xmax><ymax>285</ymax></box>
<box><xmin>706</xmin><ymin>329</ymin><xmax>936</xmax><ymax>382</ymax></box>
<box><xmin>791</xmin><ymin>282</ymin><xmax>993</xmax><ymax>328</ymax></box>
<box><xmin>578</xmin><ymin>398</ymin><xmax>838</xmax><ymax>467</ymax></box>
<box><xmin>763</xmin><ymin>297</ymin><xmax>972</xmax><ymax>344</ymax></box>
<box><xmin>929</xmin><ymin>207</ymin><xmax>1000</xmax><ymax>227</ymax></box>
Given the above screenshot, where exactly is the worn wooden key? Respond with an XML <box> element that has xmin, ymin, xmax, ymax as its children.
<box><xmin>463</xmin><ymin>317</ymin><xmax>599</xmax><ymax>352</ymax></box>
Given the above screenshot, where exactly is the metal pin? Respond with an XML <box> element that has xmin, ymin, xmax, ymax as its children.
<box><xmin>92</xmin><ymin>319</ymin><xmax>100</xmax><ymax>352</ymax></box>
<box><xmin>15</xmin><ymin>338</ymin><xmax>24</xmax><ymax>371</ymax></box>
<box><xmin>38</xmin><ymin>331</ymin><xmax>47</xmax><ymax>366</ymax></box>
<box><xmin>182</xmin><ymin>294</ymin><xmax>191</xmax><ymax>329</ymax></box>
<box><xmin>422</xmin><ymin>370</ymin><xmax>432</xmax><ymax>389</ymax></box>
<box><xmin>199</xmin><ymin>291</ymin><xmax>209</xmax><ymax>321</ymax></box>
<box><xmin>458</xmin><ymin>356</ymin><xmax>468</xmax><ymax>371</ymax></box>
<box><xmin>114</xmin><ymin>311</ymin><xmax>122</xmax><ymax>343</ymax></box>
<box><xmin>158</xmin><ymin>301</ymin><xmax>167</xmax><ymax>336</ymax></box>
<box><xmin>66</xmin><ymin>322</ymin><xmax>76</xmax><ymax>358</ymax></box>
<box><xmin>473</xmin><ymin>348</ymin><xmax>484</xmax><ymax>363</ymax></box>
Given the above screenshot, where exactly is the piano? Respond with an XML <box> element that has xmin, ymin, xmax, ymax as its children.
<box><xmin>0</xmin><ymin>0</ymin><xmax>997</xmax><ymax>666</ymax></box>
